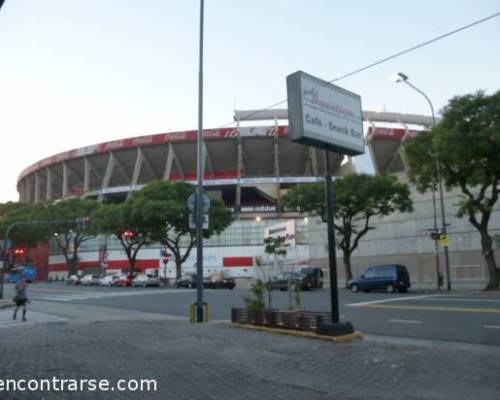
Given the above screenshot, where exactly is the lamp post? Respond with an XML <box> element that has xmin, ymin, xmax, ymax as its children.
<box><xmin>395</xmin><ymin>72</ymin><xmax>452</xmax><ymax>290</ymax></box>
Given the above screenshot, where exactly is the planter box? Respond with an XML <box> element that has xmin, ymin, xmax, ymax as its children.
<box><xmin>231</xmin><ymin>308</ymin><xmax>332</xmax><ymax>332</ymax></box>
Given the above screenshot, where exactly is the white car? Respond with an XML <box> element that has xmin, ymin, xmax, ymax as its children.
<box><xmin>99</xmin><ymin>275</ymin><xmax>118</xmax><ymax>286</ymax></box>
<box><xmin>132</xmin><ymin>274</ymin><xmax>160</xmax><ymax>287</ymax></box>
<box><xmin>67</xmin><ymin>275</ymin><xmax>81</xmax><ymax>285</ymax></box>
<box><xmin>80</xmin><ymin>274</ymin><xmax>99</xmax><ymax>286</ymax></box>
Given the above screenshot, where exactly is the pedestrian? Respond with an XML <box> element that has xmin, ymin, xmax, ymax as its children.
<box><xmin>13</xmin><ymin>274</ymin><xmax>29</xmax><ymax>322</ymax></box>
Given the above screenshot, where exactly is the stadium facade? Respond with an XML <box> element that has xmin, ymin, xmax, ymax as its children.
<box><xmin>17</xmin><ymin>110</ymin><xmax>499</xmax><ymax>287</ymax></box>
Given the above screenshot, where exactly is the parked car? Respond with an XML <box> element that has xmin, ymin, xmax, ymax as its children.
<box><xmin>113</xmin><ymin>274</ymin><xmax>135</xmax><ymax>287</ymax></box>
<box><xmin>347</xmin><ymin>264</ymin><xmax>411</xmax><ymax>293</ymax></box>
<box><xmin>80</xmin><ymin>274</ymin><xmax>100</xmax><ymax>286</ymax></box>
<box><xmin>206</xmin><ymin>272</ymin><xmax>236</xmax><ymax>289</ymax></box>
<box><xmin>99</xmin><ymin>275</ymin><xmax>119</xmax><ymax>286</ymax></box>
<box><xmin>300</xmin><ymin>267</ymin><xmax>324</xmax><ymax>289</ymax></box>
<box><xmin>174</xmin><ymin>277</ymin><xmax>192</xmax><ymax>289</ymax></box>
<box><xmin>188</xmin><ymin>274</ymin><xmax>212</xmax><ymax>289</ymax></box>
<box><xmin>132</xmin><ymin>274</ymin><xmax>160</xmax><ymax>287</ymax></box>
<box><xmin>67</xmin><ymin>275</ymin><xmax>81</xmax><ymax>285</ymax></box>
<box><xmin>271</xmin><ymin>272</ymin><xmax>313</xmax><ymax>291</ymax></box>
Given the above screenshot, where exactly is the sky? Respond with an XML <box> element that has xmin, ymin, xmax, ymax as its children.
<box><xmin>0</xmin><ymin>0</ymin><xmax>499</xmax><ymax>202</ymax></box>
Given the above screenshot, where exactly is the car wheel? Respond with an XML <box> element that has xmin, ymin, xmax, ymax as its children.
<box><xmin>350</xmin><ymin>284</ymin><xmax>359</xmax><ymax>293</ymax></box>
<box><xmin>399</xmin><ymin>286</ymin><xmax>407</xmax><ymax>293</ymax></box>
<box><xmin>386</xmin><ymin>284</ymin><xmax>395</xmax><ymax>293</ymax></box>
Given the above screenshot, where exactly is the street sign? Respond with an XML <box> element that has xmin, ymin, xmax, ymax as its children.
<box><xmin>187</xmin><ymin>192</ymin><xmax>211</xmax><ymax>213</ymax></box>
<box><xmin>189</xmin><ymin>213</ymin><xmax>209</xmax><ymax>230</ymax></box>
<box><xmin>440</xmin><ymin>234</ymin><xmax>450</xmax><ymax>247</ymax></box>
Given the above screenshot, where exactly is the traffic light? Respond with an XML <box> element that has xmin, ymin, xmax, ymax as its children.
<box><xmin>430</xmin><ymin>230</ymin><xmax>442</xmax><ymax>241</ymax></box>
<box><xmin>13</xmin><ymin>248</ymin><xmax>25</xmax><ymax>256</ymax></box>
<box><xmin>122</xmin><ymin>230</ymin><xmax>136</xmax><ymax>239</ymax></box>
<box><xmin>75</xmin><ymin>217</ymin><xmax>91</xmax><ymax>230</ymax></box>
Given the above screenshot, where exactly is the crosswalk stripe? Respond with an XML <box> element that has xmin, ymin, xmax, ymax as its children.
<box><xmin>0</xmin><ymin>311</ymin><xmax>67</xmax><ymax>329</ymax></box>
<box><xmin>34</xmin><ymin>289</ymin><xmax>193</xmax><ymax>303</ymax></box>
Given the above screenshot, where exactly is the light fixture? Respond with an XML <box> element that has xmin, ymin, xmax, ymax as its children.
<box><xmin>255</xmin><ymin>216</ymin><xmax>261</xmax><ymax>222</ymax></box>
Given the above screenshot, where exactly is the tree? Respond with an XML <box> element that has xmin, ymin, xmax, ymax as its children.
<box><xmin>46</xmin><ymin>198</ymin><xmax>101</xmax><ymax>276</ymax></box>
<box><xmin>93</xmin><ymin>202</ymin><xmax>153</xmax><ymax>276</ymax></box>
<box><xmin>0</xmin><ymin>202</ymin><xmax>53</xmax><ymax>257</ymax></box>
<box><xmin>281</xmin><ymin>174</ymin><xmax>413</xmax><ymax>285</ymax></box>
<box><xmin>404</xmin><ymin>90</ymin><xmax>500</xmax><ymax>290</ymax></box>
<box><xmin>262</xmin><ymin>236</ymin><xmax>287</xmax><ymax>310</ymax></box>
<box><xmin>132</xmin><ymin>181</ymin><xmax>233</xmax><ymax>280</ymax></box>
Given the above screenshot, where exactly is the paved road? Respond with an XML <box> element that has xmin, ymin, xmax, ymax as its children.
<box><xmin>2</xmin><ymin>282</ymin><xmax>499</xmax><ymax>346</ymax></box>
<box><xmin>1</xmin><ymin>317</ymin><xmax>498</xmax><ymax>400</ymax></box>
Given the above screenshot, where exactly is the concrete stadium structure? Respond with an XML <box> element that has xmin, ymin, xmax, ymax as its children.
<box><xmin>17</xmin><ymin>110</ymin><xmax>499</xmax><ymax>287</ymax></box>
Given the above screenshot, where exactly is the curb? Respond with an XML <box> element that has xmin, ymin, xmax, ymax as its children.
<box><xmin>0</xmin><ymin>301</ymin><xmax>14</xmax><ymax>309</ymax></box>
<box><xmin>232</xmin><ymin>323</ymin><xmax>364</xmax><ymax>343</ymax></box>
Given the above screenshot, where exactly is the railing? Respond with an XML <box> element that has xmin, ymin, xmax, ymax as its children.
<box><xmin>231</xmin><ymin>308</ymin><xmax>332</xmax><ymax>332</ymax></box>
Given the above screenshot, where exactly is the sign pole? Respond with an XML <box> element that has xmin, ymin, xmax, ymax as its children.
<box><xmin>195</xmin><ymin>0</ymin><xmax>205</xmax><ymax>323</ymax></box>
<box><xmin>324</xmin><ymin>150</ymin><xmax>340</xmax><ymax>323</ymax></box>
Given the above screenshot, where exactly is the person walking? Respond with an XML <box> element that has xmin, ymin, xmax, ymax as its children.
<box><xmin>13</xmin><ymin>274</ymin><xmax>29</xmax><ymax>321</ymax></box>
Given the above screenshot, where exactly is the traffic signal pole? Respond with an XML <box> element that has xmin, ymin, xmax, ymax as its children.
<box><xmin>0</xmin><ymin>219</ymin><xmax>80</xmax><ymax>299</ymax></box>
<box><xmin>195</xmin><ymin>0</ymin><xmax>205</xmax><ymax>322</ymax></box>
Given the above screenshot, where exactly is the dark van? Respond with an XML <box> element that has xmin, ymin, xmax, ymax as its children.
<box><xmin>348</xmin><ymin>264</ymin><xmax>411</xmax><ymax>293</ymax></box>
<box><xmin>300</xmin><ymin>267</ymin><xmax>324</xmax><ymax>289</ymax></box>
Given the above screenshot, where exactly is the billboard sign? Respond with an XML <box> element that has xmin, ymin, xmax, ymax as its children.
<box><xmin>287</xmin><ymin>71</ymin><xmax>365</xmax><ymax>155</ymax></box>
<box><xmin>264</xmin><ymin>220</ymin><xmax>296</xmax><ymax>248</ymax></box>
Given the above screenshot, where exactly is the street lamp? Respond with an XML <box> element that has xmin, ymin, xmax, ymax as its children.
<box><xmin>395</xmin><ymin>72</ymin><xmax>452</xmax><ymax>290</ymax></box>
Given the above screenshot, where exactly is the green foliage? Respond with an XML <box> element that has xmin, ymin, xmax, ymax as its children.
<box><xmin>243</xmin><ymin>279</ymin><xmax>265</xmax><ymax>312</ymax></box>
<box><xmin>294</xmin><ymin>280</ymin><xmax>302</xmax><ymax>310</ymax></box>
<box><xmin>93</xmin><ymin>201</ymin><xmax>154</xmax><ymax>274</ymax></box>
<box><xmin>94</xmin><ymin>180</ymin><xmax>232</xmax><ymax>278</ymax></box>
<box><xmin>404</xmin><ymin>90</ymin><xmax>500</xmax><ymax>289</ymax></box>
<box><xmin>129</xmin><ymin>180</ymin><xmax>232</xmax><ymax>278</ymax></box>
<box><xmin>263</xmin><ymin>236</ymin><xmax>287</xmax><ymax>257</ymax></box>
<box><xmin>280</xmin><ymin>182</ymin><xmax>326</xmax><ymax>221</ymax></box>
<box><xmin>404</xmin><ymin>132</ymin><xmax>438</xmax><ymax>193</ymax></box>
<box><xmin>281</xmin><ymin>174</ymin><xmax>413</xmax><ymax>282</ymax></box>
<box><xmin>0</xmin><ymin>202</ymin><xmax>53</xmax><ymax>248</ymax></box>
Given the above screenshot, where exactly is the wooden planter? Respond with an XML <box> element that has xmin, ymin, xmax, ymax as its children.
<box><xmin>281</xmin><ymin>309</ymin><xmax>300</xmax><ymax>329</ymax></box>
<box><xmin>231</xmin><ymin>308</ymin><xmax>332</xmax><ymax>332</ymax></box>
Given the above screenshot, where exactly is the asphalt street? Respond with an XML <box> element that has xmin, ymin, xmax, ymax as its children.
<box><xmin>2</xmin><ymin>282</ymin><xmax>499</xmax><ymax>346</ymax></box>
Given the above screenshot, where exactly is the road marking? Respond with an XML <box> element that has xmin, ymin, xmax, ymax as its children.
<box><xmin>417</xmin><ymin>297</ymin><xmax>500</xmax><ymax>303</ymax></box>
<box><xmin>361</xmin><ymin>304</ymin><xmax>500</xmax><ymax>314</ymax></box>
<box><xmin>0</xmin><ymin>311</ymin><xmax>67</xmax><ymax>329</ymax></box>
<box><xmin>484</xmin><ymin>325</ymin><xmax>500</xmax><ymax>329</ymax></box>
<box><xmin>36</xmin><ymin>289</ymin><xmax>193</xmax><ymax>303</ymax></box>
<box><xmin>346</xmin><ymin>295</ymin><xmax>443</xmax><ymax>307</ymax></box>
<box><xmin>388</xmin><ymin>319</ymin><xmax>422</xmax><ymax>324</ymax></box>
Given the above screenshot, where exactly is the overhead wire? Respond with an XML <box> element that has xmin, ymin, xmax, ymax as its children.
<box><xmin>219</xmin><ymin>11</ymin><xmax>500</xmax><ymax>128</ymax></box>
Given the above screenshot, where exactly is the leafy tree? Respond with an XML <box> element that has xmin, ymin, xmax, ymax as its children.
<box><xmin>46</xmin><ymin>198</ymin><xmax>102</xmax><ymax>276</ymax></box>
<box><xmin>131</xmin><ymin>181</ymin><xmax>233</xmax><ymax>280</ymax></box>
<box><xmin>93</xmin><ymin>202</ymin><xmax>153</xmax><ymax>276</ymax></box>
<box><xmin>404</xmin><ymin>90</ymin><xmax>500</xmax><ymax>290</ymax></box>
<box><xmin>281</xmin><ymin>174</ymin><xmax>413</xmax><ymax>285</ymax></box>
<box><xmin>262</xmin><ymin>236</ymin><xmax>287</xmax><ymax>310</ymax></box>
<box><xmin>0</xmin><ymin>202</ymin><xmax>53</xmax><ymax>259</ymax></box>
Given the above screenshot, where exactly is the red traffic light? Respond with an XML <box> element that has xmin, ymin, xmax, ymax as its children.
<box><xmin>14</xmin><ymin>248</ymin><xmax>25</xmax><ymax>255</ymax></box>
<box><xmin>122</xmin><ymin>230</ymin><xmax>136</xmax><ymax>239</ymax></box>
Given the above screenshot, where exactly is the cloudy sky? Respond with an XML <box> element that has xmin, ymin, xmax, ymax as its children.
<box><xmin>1</xmin><ymin>0</ymin><xmax>499</xmax><ymax>201</ymax></box>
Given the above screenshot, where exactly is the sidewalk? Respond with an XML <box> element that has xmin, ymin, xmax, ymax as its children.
<box><xmin>0</xmin><ymin>317</ymin><xmax>498</xmax><ymax>399</ymax></box>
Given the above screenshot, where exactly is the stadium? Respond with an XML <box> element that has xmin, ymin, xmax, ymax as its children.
<box><xmin>16</xmin><ymin>109</ymin><xmax>499</xmax><ymax>287</ymax></box>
